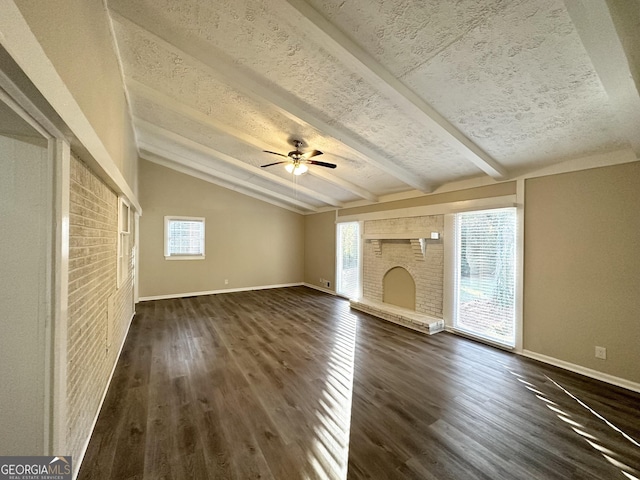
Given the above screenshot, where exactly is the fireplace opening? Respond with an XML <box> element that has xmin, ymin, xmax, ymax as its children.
<box><xmin>383</xmin><ymin>266</ymin><xmax>416</xmax><ymax>311</ymax></box>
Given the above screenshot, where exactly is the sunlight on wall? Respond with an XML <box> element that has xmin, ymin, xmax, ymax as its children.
<box><xmin>306</xmin><ymin>305</ymin><xmax>358</xmax><ymax>479</ymax></box>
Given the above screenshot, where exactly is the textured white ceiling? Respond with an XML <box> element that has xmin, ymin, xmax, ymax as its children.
<box><xmin>108</xmin><ymin>0</ymin><xmax>639</xmax><ymax>213</ymax></box>
<box><xmin>305</xmin><ymin>0</ymin><xmax>513</xmax><ymax>78</ymax></box>
<box><xmin>401</xmin><ymin>0</ymin><xmax>626</xmax><ymax>169</ymax></box>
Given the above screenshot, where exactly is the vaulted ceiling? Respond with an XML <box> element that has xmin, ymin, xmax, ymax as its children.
<box><xmin>107</xmin><ymin>0</ymin><xmax>640</xmax><ymax>214</ymax></box>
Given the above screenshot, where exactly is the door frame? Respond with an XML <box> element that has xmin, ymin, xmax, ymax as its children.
<box><xmin>0</xmin><ymin>70</ymin><xmax>70</xmax><ymax>455</ymax></box>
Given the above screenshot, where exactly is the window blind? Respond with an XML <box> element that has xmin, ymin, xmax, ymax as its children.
<box><xmin>167</xmin><ymin>219</ymin><xmax>204</xmax><ymax>256</ymax></box>
<box><xmin>454</xmin><ymin>207</ymin><xmax>516</xmax><ymax>346</ymax></box>
<box><xmin>337</xmin><ymin>222</ymin><xmax>360</xmax><ymax>298</ymax></box>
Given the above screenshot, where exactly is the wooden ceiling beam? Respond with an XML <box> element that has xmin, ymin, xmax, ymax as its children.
<box><xmin>109</xmin><ymin>7</ymin><xmax>433</xmax><ymax>192</ymax></box>
<box><xmin>564</xmin><ymin>0</ymin><xmax>640</xmax><ymax>155</ymax></box>
<box><xmin>127</xmin><ymin>80</ymin><xmax>378</xmax><ymax>202</ymax></box>
<box><xmin>139</xmin><ymin>148</ymin><xmax>318</xmax><ymax>214</ymax></box>
<box><xmin>282</xmin><ymin>0</ymin><xmax>508</xmax><ymax>179</ymax></box>
<box><xmin>136</xmin><ymin>120</ymin><xmax>344</xmax><ymax>207</ymax></box>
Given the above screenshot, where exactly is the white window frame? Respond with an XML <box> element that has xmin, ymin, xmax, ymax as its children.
<box><xmin>117</xmin><ymin>197</ymin><xmax>130</xmax><ymax>288</ymax></box>
<box><xmin>451</xmin><ymin>206</ymin><xmax>517</xmax><ymax>348</ymax></box>
<box><xmin>442</xmin><ymin>197</ymin><xmax>523</xmax><ymax>352</ymax></box>
<box><xmin>335</xmin><ymin>221</ymin><xmax>362</xmax><ymax>299</ymax></box>
<box><xmin>164</xmin><ymin>216</ymin><xmax>206</xmax><ymax>260</ymax></box>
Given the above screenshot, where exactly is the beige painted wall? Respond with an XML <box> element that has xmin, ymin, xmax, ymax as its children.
<box><xmin>14</xmin><ymin>0</ymin><xmax>138</xmax><ymax>192</ymax></box>
<box><xmin>524</xmin><ymin>162</ymin><xmax>640</xmax><ymax>383</ymax></box>
<box><xmin>139</xmin><ymin>160</ymin><xmax>304</xmax><ymax>298</ymax></box>
<box><xmin>304</xmin><ymin>210</ymin><xmax>336</xmax><ymax>291</ymax></box>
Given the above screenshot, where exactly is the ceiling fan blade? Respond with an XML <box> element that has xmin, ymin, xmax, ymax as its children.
<box><xmin>263</xmin><ymin>150</ymin><xmax>289</xmax><ymax>158</ymax></box>
<box><xmin>307</xmin><ymin>160</ymin><xmax>337</xmax><ymax>169</ymax></box>
<box><xmin>261</xmin><ymin>161</ymin><xmax>289</xmax><ymax>168</ymax></box>
<box><xmin>301</xmin><ymin>149</ymin><xmax>323</xmax><ymax>159</ymax></box>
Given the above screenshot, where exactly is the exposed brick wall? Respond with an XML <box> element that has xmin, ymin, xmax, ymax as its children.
<box><xmin>67</xmin><ymin>154</ymin><xmax>134</xmax><ymax>463</ymax></box>
<box><xmin>363</xmin><ymin>215</ymin><xmax>443</xmax><ymax>317</ymax></box>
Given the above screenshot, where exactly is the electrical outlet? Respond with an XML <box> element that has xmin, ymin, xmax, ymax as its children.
<box><xmin>224</xmin><ymin>279</ymin><xmax>229</xmax><ymax>285</ymax></box>
<box><xmin>327</xmin><ymin>281</ymin><xmax>331</xmax><ymax>288</ymax></box>
<box><xmin>595</xmin><ymin>346</ymin><xmax>607</xmax><ymax>360</ymax></box>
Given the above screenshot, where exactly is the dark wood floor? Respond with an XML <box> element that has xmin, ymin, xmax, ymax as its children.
<box><xmin>78</xmin><ymin>287</ymin><xmax>640</xmax><ymax>479</ymax></box>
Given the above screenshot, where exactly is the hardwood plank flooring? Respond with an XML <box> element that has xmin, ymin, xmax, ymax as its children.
<box><xmin>78</xmin><ymin>287</ymin><xmax>640</xmax><ymax>479</ymax></box>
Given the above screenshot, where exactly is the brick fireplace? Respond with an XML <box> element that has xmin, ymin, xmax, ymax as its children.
<box><xmin>350</xmin><ymin>215</ymin><xmax>445</xmax><ymax>334</ymax></box>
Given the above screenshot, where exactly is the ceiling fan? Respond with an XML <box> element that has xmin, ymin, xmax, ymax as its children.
<box><xmin>261</xmin><ymin>140</ymin><xmax>336</xmax><ymax>175</ymax></box>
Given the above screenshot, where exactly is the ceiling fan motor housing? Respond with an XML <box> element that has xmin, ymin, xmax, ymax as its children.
<box><xmin>260</xmin><ymin>139</ymin><xmax>335</xmax><ymax>170</ymax></box>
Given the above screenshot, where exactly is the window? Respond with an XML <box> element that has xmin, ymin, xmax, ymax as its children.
<box><xmin>164</xmin><ymin>216</ymin><xmax>205</xmax><ymax>260</ymax></box>
<box><xmin>453</xmin><ymin>207</ymin><xmax>516</xmax><ymax>347</ymax></box>
<box><xmin>117</xmin><ymin>197</ymin><xmax>130</xmax><ymax>288</ymax></box>
<box><xmin>336</xmin><ymin>222</ymin><xmax>360</xmax><ymax>298</ymax></box>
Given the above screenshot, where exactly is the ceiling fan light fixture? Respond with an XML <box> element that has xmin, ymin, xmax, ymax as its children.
<box><xmin>285</xmin><ymin>163</ymin><xmax>308</xmax><ymax>175</ymax></box>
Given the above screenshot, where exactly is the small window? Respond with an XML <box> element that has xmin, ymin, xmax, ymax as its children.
<box><xmin>119</xmin><ymin>197</ymin><xmax>130</xmax><ymax>234</ymax></box>
<box><xmin>164</xmin><ymin>216</ymin><xmax>205</xmax><ymax>260</ymax></box>
<box><xmin>117</xmin><ymin>197</ymin><xmax>131</xmax><ymax>288</ymax></box>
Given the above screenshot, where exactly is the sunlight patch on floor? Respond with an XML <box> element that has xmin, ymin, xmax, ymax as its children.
<box><xmin>545</xmin><ymin>375</ymin><xmax>640</xmax><ymax>449</ymax></box>
<box><xmin>544</xmin><ymin>375</ymin><xmax>640</xmax><ymax>479</ymax></box>
<box><xmin>306</xmin><ymin>309</ymin><xmax>358</xmax><ymax>480</ymax></box>
<box><xmin>506</xmin><ymin>366</ymin><xmax>640</xmax><ymax>479</ymax></box>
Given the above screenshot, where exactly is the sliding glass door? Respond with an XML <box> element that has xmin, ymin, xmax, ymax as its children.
<box><xmin>454</xmin><ymin>208</ymin><xmax>516</xmax><ymax>347</ymax></box>
<box><xmin>336</xmin><ymin>222</ymin><xmax>360</xmax><ymax>299</ymax></box>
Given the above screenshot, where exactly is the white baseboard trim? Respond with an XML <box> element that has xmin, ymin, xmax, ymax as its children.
<box><xmin>302</xmin><ymin>283</ymin><xmax>336</xmax><ymax>295</ymax></box>
<box><xmin>74</xmin><ymin>310</ymin><xmax>135</xmax><ymax>479</ymax></box>
<box><xmin>521</xmin><ymin>350</ymin><xmax>640</xmax><ymax>394</ymax></box>
<box><xmin>139</xmin><ymin>282</ymin><xmax>304</xmax><ymax>302</ymax></box>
